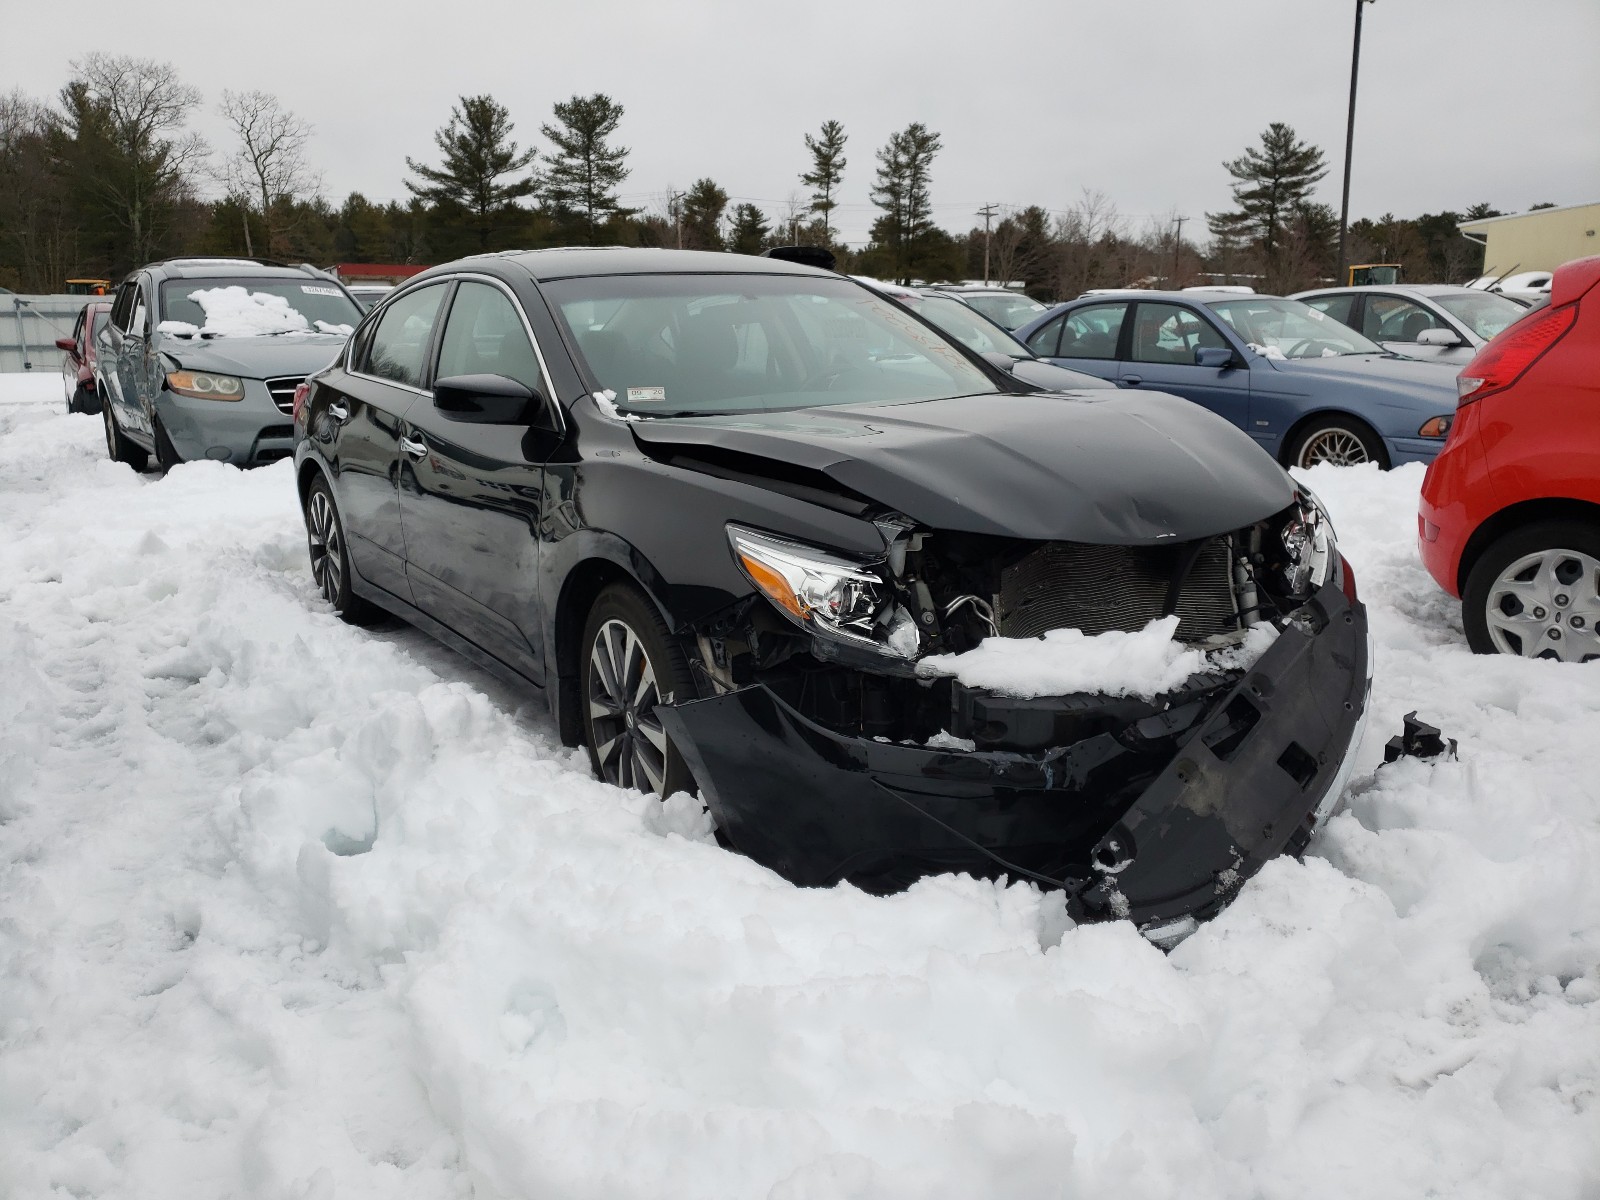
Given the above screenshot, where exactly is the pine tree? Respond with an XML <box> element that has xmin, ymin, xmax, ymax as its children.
<box><xmin>800</xmin><ymin>119</ymin><xmax>847</xmax><ymax>242</ymax></box>
<box><xmin>1205</xmin><ymin>122</ymin><xmax>1327</xmax><ymax>268</ymax></box>
<box><xmin>869</xmin><ymin>122</ymin><xmax>941</xmax><ymax>283</ymax></box>
<box><xmin>681</xmin><ymin>178</ymin><xmax>728</xmax><ymax>251</ymax></box>
<box><xmin>541</xmin><ymin>94</ymin><xmax>631</xmax><ymax>244</ymax></box>
<box><xmin>727</xmin><ymin>203</ymin><xmax>769</xmax><ymax>256</ymax></box>
<box><xmin>405</xmin><ymin>95</ymin><xmax>537</xmax><ymax>251</ymax></box>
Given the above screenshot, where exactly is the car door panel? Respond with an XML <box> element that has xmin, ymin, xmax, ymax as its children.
<box><xmin>1119</xmin><ymin>301</ymin><xmax>1253</xmax><ymax>433</ymax></box>
<box><xmin>397</xmin><ymin>279</ymin><xmax>554</xmax><ymax>682</ymax></box>
<box><xmin>327</xmin><ymin>371</ymin><xmax>419</xmax><ymax>601</ymax></box>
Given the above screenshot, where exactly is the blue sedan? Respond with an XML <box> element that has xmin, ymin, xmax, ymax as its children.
<box><xmin>1013</xmin><ymin>290</ymin><xmax>1460</xmax><ymax>468</ymax></box>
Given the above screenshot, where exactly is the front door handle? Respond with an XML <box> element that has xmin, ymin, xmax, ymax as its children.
<box><xmin>327</xmin><ymin>400</ymin><xmax>350</xmax><ymax>422</ymax></box>
<box><xmin>1122</xmin><ymin>374</ymin><xmax>1143</xmax><ymax>386</ymax></box>
<box><xmin>399</xmin><ymin>434</ymin><xmax>428</xmax><ymax>460</ymax></box>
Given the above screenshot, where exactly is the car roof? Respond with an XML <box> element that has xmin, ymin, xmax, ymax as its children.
<box><xmin>468</xmin><ymin>247</ymin><xmax>831</xmax><ymax>283</ymax></box>
<box><xmin>143</xmin><ymin>258</ymin><xmax>334</xmax><ymax>282</ymax></box>
<box><xmin>1061</xmin><ymin>289</ymin><xmax>1283</xmax><ymax>306</ymax></box>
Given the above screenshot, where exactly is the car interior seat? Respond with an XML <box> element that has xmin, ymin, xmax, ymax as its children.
<box><xmin>1398</xmin><ymin>310</ymin><xmax>1434</xmax><ymax>341</ymax></box>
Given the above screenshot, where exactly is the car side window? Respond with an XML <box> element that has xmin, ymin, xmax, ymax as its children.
<box><xmin>1365</xmin><ymin>295</ymin><xmax>1443</xmax><ymax>342</ymax></box>
<box><xmin>365</xmin><ymin>284</ymin><xmax>447</xmax><ymax>388</ymax></box>
<box><xmin>435</xmin><ymin>281</ymin><xmax>542</xmax><ymax>392</ymax></box>
<box><xmin>110</xmin><ymin>282</ymin><xmax>136</xmax><ymax>332</ymax></box>
<box><xmin>1025</xmin><ymin>316</ymin><xmax>1063</xmax><ymax>357</ymax></box>
<box><xmin>1302</xmin><ymin>294</ymin><xmax>1356</xmax><ymax>327</ymax></box>
<box><xmin>1058</xmin><ymin>303</ymin><xmax>1127</xmax><ymax>360</ymax></box>
<box><xmin>129</xmin><ymin>286</ymin><xmax>149</xmax><ymax>337</ymax></box>
<box><xmin>1129</xmin><ymin>303</ymin><xmax>1227</xmax><ymax>364</ymax></box>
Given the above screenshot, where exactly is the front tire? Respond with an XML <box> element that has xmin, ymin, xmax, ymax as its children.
<box><xmin>1285</xmin><ymin>415</ymin><xmax>1390</xmax><ymax>471</ymax></box>
<box><xmin>304</xmin><ymin>475</ymin><xmax>374</xmax><ymax>623</ymax></box>
<box><xmin>580</xmin><ymin>584</ymin><xmax>695</xmax><ymax>796</ymax></box>
<box><xmin>102</xmin><ymin>400</ymin><xmax>148</xmax><ymax>471</ymax></box>
<box><xmin>1462</xmin><ymin>520</ymin><xmax>1600</xmax><ymax>661</ymax></box>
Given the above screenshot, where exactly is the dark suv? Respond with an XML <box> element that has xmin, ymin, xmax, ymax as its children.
<box><xmin>292</xmin><ymin>248</ymin><xmax>1370</xmax><ymax>939</ymax></box>
<box><xmin>97</xmin><ymin>257</ymin><xmax>364</xmax><ymax>469</ymax></box>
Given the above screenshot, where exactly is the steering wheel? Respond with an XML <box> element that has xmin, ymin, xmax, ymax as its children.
<box><xmin>1286</xmin><ymin>338</ymin><xmax>1343</xmax><ymax>359</ymax></box>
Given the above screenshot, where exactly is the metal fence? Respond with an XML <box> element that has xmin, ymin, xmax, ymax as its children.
<box><xmin>2</xmin><ymin>295</ymin><xmax>95</xmax><ymax>373</ymax></box>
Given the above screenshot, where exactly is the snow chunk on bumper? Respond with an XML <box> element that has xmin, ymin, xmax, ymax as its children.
<box><xmin>916</xmin><ymin>616</ymin><xmax>1279</xmax><ymax>700</ymax></box>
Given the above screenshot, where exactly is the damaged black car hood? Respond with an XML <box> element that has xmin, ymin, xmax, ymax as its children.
<box><xmin>629</xmin><ymin>389</ymin><xmax>1294</xmax><ymax>543</ymax></box>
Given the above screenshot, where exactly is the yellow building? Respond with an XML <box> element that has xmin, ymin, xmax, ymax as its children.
<box><xmin>1459</xmin><ymin>202</ymin><xmax>1600</xmax><ymax>275</ymax></box>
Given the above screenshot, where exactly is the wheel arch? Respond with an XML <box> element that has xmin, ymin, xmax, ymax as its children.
<box><xmin>1457</xmin><ymin>498</ymin><xmax>1600</xmax><ymax>595</ymax></box>
<box><xmin>296</xmin><ymin>455</ymin><xmax>329</xmax><ymax>507</ymax></box>
<box><xmin>1278</xmin><ymin>409</ymin><xmax>1387</xmax><ymax>469</ymax></box>
<box><xmin>550</xmin><ymin>549</ymin><xmax>685</xmax><ymax>748</ymax></box>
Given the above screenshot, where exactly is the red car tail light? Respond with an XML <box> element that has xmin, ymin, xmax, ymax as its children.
<box><xmin>1339</xmin><ymin>554</ymin><xmax>1358</xmax><ymax>605</ymax></box>
<box><xmin>291</xmin><ymin>381</ymin><xmax>312</xmax><ymax>423</ymax></box>
<box><xmin>1457</xmin><ymin>301</ymin><xmax>1578</xmax><ymax>405</ymax></box>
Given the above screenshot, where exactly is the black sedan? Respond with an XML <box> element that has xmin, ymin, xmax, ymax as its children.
<box><xmin>292</xmin><ymin>249</ymin><xmax>1369</xmax><ymax>938</ymax></box>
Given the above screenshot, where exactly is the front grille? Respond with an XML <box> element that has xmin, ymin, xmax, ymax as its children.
<box><xmin>996</xmin><ymin>537</ymin><xmax>1238</xmax><ymax>642</ymax></box>
<box><xmin>265</xmin><ymin>376</ymin><xmax>303</xmax><ymax>415</ymax></box>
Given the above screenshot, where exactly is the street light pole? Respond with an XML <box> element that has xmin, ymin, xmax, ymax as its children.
<box><xmin>1337</xmin><ymin>0</ymin><xmax>1376</xmax><ymax>282</ymax></box>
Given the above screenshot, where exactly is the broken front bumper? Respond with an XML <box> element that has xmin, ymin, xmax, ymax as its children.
<box><xmin>659</xmin><ymin>583</ymin><xmax>1371</xmax><ymax>929</ymax></box>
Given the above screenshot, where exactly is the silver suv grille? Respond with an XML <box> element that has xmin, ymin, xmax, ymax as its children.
<box><xmin>996</xmin><ymin>536</ymin><xmax>1238</xmax><ymax>643</ymax></box>
<box><xmin>265</xmin><ymin>376</ymin><xmax>303</xmax><ymax>415</ymax></box>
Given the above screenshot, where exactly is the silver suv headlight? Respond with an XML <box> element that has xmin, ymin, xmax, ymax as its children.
<box><xmin>726</xmin><ymin>524</ymin><xmax>918</xmax><ymax>658</ymax></box>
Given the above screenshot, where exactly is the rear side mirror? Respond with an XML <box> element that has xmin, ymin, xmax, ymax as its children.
<box><xmin>1194</xmin><ymin>346</ymin><xmax>1236</xmax><ymax>368</ymax></box>
<box><xmin>1414</xmin><ymin>328</ymin><xmax>1462</xmax><ymax>347</ymax></box>
<box><xmin>433</xmin><ymin>373</ymin><xmax>539</xmax><ymax>424</ymax></box>
<box><xmin>55</xmin><ymin>337</ymin><xmax>76</xmax><ymax>353</ymax></box>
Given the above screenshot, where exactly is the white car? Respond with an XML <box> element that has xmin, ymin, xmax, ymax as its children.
<box><xmin>1290</xmin><ymin>284</ymin><xmax>1530</xmax><ymax>366</ymax></box>
<box><xmin>1464</xmin><ymin>270</ymin><xmax>1550</xmax><ymax>304</ymax></box>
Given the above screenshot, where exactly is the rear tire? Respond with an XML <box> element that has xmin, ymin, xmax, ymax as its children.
<box><xmin>580</xmin><ymin>584</ymin><xmax>696</xmax><ymax>797</ymax></box>
<box><xmin>303</xmin><ymin>475</ymin><xmax>375</xmax><ymax>624</ymax></box>
<box><xmin>102</xmin><ymin>400</ymin><xmax>148</xmax><ymax>471</ymax></box>
<box><xmin>1285</xmin><ymin>415</ymin><xmax>1390</xmax><ymax>471</ymax></box>
<box><xmin>1462</xmin><ymin>520</ymin><xmax>1600</xmax><ymax>660</ymax></box>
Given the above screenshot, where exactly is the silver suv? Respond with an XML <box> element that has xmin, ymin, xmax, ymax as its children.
<box><xmin>97</xmin><ymin>258</ymin><xmax>364</xmax><ymax>469</ymax></box>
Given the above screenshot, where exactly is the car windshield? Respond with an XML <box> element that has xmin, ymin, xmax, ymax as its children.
<box><xmin>159</xmin><ymin>278</ymin><xmax>363</xmax><ymax>336</ymax></box>
<box><xmin>1206</xmin><ymin>297</ymin><xmax>1384</xmax><ymax>358</ymax></box>
<box><xmin>954</xmin><ymin>291</ymin><xmax>1047</xmax><ymax>330</ymax></box>
<box><xmin>548</xmin><ymin>274</ymin><xmax>1000</xmax><ymax>418</ymax></box>
<box><xmin>1433</xmin><ymin>290</ymin><xmax>1527</xmax><ymax>341</ymax></box>
<box><xmin>904</xmin><ymin>294</ymin><xmax>1032</xmax><ymax>357</ymax></box>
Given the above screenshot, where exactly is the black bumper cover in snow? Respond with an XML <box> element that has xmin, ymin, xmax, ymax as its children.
<box><xmin>659</xmin><ymin>584</ymin><xmax>1370</xmax><ymax>928</ymax></box>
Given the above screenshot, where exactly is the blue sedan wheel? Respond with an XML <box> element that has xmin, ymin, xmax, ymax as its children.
<box><xmin>1286</xmin><ymin>416</ymin><xmax>1389</xmax><ymax>470</ymax></box>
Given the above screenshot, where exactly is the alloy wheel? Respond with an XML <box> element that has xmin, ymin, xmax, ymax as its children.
<box><xmin>1484</xmin><ymin>548</ymin><xmax>1600</xmax><ymax>662</ymax></box>
<box><xmin>306</xmin><ymin>488</ymin><xmax>343</xmax><ymax>605</ymax></box>
<box><xmin>587</xmin><ymin>617</ymin><xmax>669</xmax><ymax>793</ymax></box>
<box><xmin>1298</xmin><ymin>428</ymin><xmax>1371</xmax><ymax>468</ymax></box>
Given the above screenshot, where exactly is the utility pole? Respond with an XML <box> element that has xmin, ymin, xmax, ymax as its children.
<box><xmin>1337</xmin><ymin>0</ymin><xmax>1377</xmax><ymax>281</ymax></box>
<box><xmin>668</xmin><ymin>189</ymin><xmax>686</xmax><ymax>250</ymax></box>
<box><xmin>1170</xmin><ymin>215</ymin><xmax>1188</xmax><ymax>286</ymax></box>
<box><xmin>976</xmin><ymin>203</ymin><xmax>999</xmax><ymax>285</ymax></box>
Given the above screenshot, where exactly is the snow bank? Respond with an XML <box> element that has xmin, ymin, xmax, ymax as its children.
<box><xmin>918</xmin><ymin>617</ymin><xmax>1279</xmax><ymax>699</ymax></box>
<box><xmin>0</xmin><ymin>412</ymin><xmax>1597</xmax><ymax>1199</ymax></box>
<box><xmin>0</xmin><ymin>371</ymin><xmax>61</xmax><ymax>407</ymax></box>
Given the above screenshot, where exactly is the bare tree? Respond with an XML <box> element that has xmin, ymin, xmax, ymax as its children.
<box><xmin>64</xmin><ymin>54</ymin><xmax>207</xmax><ymax>265</ymax></box>
<box><xmin>1052</xmin><ymin>189</ymin><xmax>1126</xmax><ymax>296</ymax></box>
<box><xmin>218</xmin><ymin>89</ymin><xmax>320</xmax><ymax>256</ymax></box>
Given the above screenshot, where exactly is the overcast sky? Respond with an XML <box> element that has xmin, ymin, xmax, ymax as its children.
<box><xmin>7</xmin><ymin>0</ymin><xmax>1598</xmax><ymax>248</ymax></box>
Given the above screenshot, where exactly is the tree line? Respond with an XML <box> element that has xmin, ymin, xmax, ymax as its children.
<box><xmin>1</xmin><ymin>54</ymin><xmax>1528</xmax><ymax>297</ymax></box>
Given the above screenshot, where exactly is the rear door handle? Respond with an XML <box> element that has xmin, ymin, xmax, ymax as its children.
<box><xmin>399</xmin><ymin>434</ymin><xmax>428</xmax><ymax>460</ymax></box>
<box><xmin>327</xmin><ymin>400</ymin><xmax>349</xmax><ymax>421</ymax></box>
<box><xmin>1121</xmin><ymin>375</ymin><xmax>1143</xmax><ymax>386</ymax></box>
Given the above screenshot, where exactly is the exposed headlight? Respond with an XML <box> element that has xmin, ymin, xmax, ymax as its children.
<box><xmin>727</xmin><ymin>524</ymin><xmax>918</xmax><ymax>658</ymax></box>
<box><xmin>166</xmin><ymin>370</ymin><xmax>245</xmax><ymax>401</ymax></box>
<box><xmin>1281</xmin><ymin>487</ymin><xmax>1337</xmax><ymax>595</ymax></box>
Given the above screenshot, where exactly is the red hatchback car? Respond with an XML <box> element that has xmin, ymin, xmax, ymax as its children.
<box><xmin>1419</xmin><ymin>255</ymin><xmax>1600</xmax><ymax>659</ymax></box>
<box><xmin>55</xmin><ymin>300</ymin><xmax>112</xmax><ymax>415</ymax></box>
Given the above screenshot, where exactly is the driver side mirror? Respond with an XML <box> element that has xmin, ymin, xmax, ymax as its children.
<box><xmin>55</xmin><ymin>337</ymin><xmax>76</xmax><ymax>353</ymax></box>
<box><xmin>1414</xmin><ymin>328</ymin><xmax>1463</xmax><ymax>347</ymax></box>
<box><xmin>1194</xmin><ymin>346</ymin><xmax>1237</xmax><ymax>368</ymax></box>
<box><xmin>433</xmin><ymin>373</ymin><xmax>540</xmax><ymax>424</ymax></box>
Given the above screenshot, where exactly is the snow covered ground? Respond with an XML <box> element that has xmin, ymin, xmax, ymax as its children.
<box><xmin>1</xmin><ymin>371</ymin><xmax>1597</xmax><ymax>1198</ymax></box>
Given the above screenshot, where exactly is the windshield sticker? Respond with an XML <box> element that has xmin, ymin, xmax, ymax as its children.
<box><xmin>627</xmin><ymin>386</ymin><xmax>666</xmax><ymax>403</ymax></box>
<box><xmin>301</xmin><ymin>285</ymin><xmax>343</xmax><ymax>297</ymax></box>
<box><xmin>1306</xmin><ymin>308</ymin><xmax>1325</xmax><ymax>320</ymax></box>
